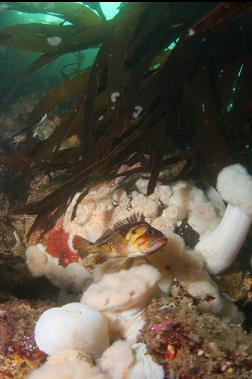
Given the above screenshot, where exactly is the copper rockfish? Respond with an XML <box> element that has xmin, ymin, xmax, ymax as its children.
<box><xmin>73</xmin><ymin>217</ymin><xmax>167</xmax><ymax>261</ymax></box>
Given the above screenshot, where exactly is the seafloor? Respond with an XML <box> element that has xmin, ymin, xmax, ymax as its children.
<box><xmin>0</xmin><ymin>208</ymin><xmax>252</xmax><ymax>378</ymax></box>
<box><xmin>0</xmin><ymin>144</ymin><xmax>252</xmax><ymax>378</ymax></box>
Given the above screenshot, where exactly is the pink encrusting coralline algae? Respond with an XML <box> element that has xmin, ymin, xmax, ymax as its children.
<box><xmin>150</xmin><ymin>318</ymin><xmax>174</xmax><ymax>336</ymax></box>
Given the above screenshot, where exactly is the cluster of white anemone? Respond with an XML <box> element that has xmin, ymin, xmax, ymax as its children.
<box><xmin>27</xmin><ymin>164</ymin><xmax>252</xmax><ymax>378</ymax></box>
<box><xmin>63</xmin><ymin>174</ymin><xmax>223</xmax><ymax>245</ymax></box>
<box><xmin>28</xmin><ymin>265</ymin><xmax>165</xmax><ymax>379</ymax></box>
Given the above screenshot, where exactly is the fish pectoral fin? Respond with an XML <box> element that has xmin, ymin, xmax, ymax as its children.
<box><xmin>93</xmin><ymin>253</ymin><xmax>107</xmax><ymax>264</ymax></box>
<box><xmin>72</xmin><ymin>235</ymin><xmax>92</xmax><ymax>257</ymax></box>
<box><xmin>108</xmin><ymin>256</ymin><xmax>133</xmax><ymax>270</ymax></box>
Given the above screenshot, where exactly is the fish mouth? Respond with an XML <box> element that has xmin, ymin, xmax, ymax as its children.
<box><xmin>129</xmin><ymin>237</ymin><xmax>167</xmax><ymax>257</ymax></box>
<box><xmin>149</xmin><ymin>237</ymin><xmax>167</xmax><ymax>248</ymax></box>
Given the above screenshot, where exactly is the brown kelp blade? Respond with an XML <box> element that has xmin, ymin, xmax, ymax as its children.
<box><xmin>0</xmin><ymin>24</ymin><xmax>77</xmax><ymax>53</ymax></box>
<box><xmin>27</xmin><ymin>206</ymin><xmax>65</xmax><ymax>241</ymax></box>
<box><xmin>81</xmin><ymin>3</ymin><xmax>150</xmax><ymax>164</ymax></box>
<box><xmin>3</xmin><ymin>2</ymin><xmax>102</xmax><ymax>26</ymax></box>
<box><xmin>27</xmin><ymin>69</ymin><xmax>90</xmax><ymax>126</ymax></box>
<box><xmin>17</xmin><ymin>90</ymin><xmax>171</xmax><ymax>219</ymax></box>
<box><xmin>28</xmin><ymin>98</ymin><xmax>85</xmax><ymax>163</ymax></box>
<box><xmin>83</xmin><ymin>2</ymin><xmax>107</xmax><ymax>21</ymax></box>
<box><xmin>27</xmin><ymin>52</ymin><xmax>62</xmax><ymax>73</ymax></box>
<box><xmin>189</xmin><ymin>2</ymin><xmax>252</xmax><ymax>36</ymax></box>
<box><xmin>225</xmin><ymin>53</ymin><xmax>252</xmax><ymax>135</ymax></box>
<box><xmin>0</xmin><ymin>21</ymin><xmax>114</xmax><ymax>53</ymax></box>
<box><xmin>147</xmin><ymin>119</ymin><xmax>167</xmax><ymax>195</ymax></box>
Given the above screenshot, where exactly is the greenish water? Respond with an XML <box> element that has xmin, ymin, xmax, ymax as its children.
<box><xmin>0</xmin><ymin>2</ymin><xmax>122</xmax><ymax>103</ymax></box>
<box><xmin>100</xmin><ymin>2</ymin><xmax>121</xmax><ymax>19</ymax></box>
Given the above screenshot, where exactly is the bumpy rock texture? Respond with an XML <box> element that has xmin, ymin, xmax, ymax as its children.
<box><xmin>140</xmin><ymin>288</ymin><xmax>252</xmax><ymax>379</ymax></box>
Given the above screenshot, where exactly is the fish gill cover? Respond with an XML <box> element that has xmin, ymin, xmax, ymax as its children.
<box><xmin>0</xmin><ymin>2</ymin><xmax>251</xmax><ymax>238</ymax></box>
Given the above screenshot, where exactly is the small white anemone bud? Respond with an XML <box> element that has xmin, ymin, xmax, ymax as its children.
<box><xmin>132</xmin><ymin>106</ymin><xmax>143</xmax><ymax>119</ymax></box>
<box><xmin>111</xmin><ymin>92</ymin><xmax>120</xmax><ymax>103</ymax></box>
<box><xmin>46</xmin><ymin>36</ymin><xmax>62</xmax><ymax>46</ymax></box>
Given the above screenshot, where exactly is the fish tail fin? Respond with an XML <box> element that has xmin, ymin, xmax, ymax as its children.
<box><xmin>72</xmin><ymin>235</ymin><xmax>92</xmax><ymax>257</ymax></box>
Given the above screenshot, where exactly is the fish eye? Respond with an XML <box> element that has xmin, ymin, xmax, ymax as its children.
<box><xmin>146</xmin><ymin>229</ymin><xmax>154</xmax><ymax>236</ymax></box>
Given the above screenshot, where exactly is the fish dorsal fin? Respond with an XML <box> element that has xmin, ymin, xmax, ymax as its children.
<box><xmin>113</xmin><ymin>213</ymin><xmax>145</xmax><ymax>231</ymax></box>
<box><xmin>72</xmin><ymin>235</ymin><xmax>93</xmax><ymax>256</ymax></box>
<box><xmin>95</xmin><ymin>228</ymin><xmax>113</xmax><ymax>244</ymax></box>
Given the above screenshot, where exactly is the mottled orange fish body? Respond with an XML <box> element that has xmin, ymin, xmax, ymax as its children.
<box><xmin>72</xmin><ymin>218</ymin><xmax>167</xmax><ymax>261</ymax></box>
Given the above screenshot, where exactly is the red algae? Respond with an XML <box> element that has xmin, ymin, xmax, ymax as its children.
<box><xmin>58</xmin><ymin>249</ymin><xmax>80</xmax><ymax>266</ymax></box>
<box><xmin>45</xmin><ymin>217</ymin><xmax>69</xmax><ymax>258</ymax></box>
<box><xmin>44</xmin><ymin>217</ymin><xmax>79</xmax><ymax>266</ymax></box>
